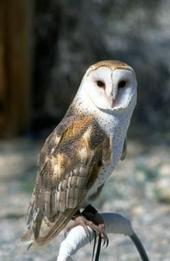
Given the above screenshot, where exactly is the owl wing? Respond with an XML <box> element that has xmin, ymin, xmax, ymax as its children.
<box><xmin>23</xmin><ymin>115</ymin><xmax>111</xmax><ymax>246</ymax></box>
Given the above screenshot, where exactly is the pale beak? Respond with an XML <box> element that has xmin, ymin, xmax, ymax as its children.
<box><xmin>112</xmin><ymin>99</ymin><xmax>117</xmax><ymax>108</ymax></box>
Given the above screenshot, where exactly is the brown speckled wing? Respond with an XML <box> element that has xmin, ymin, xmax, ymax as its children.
<box><xmin>24</xmin><ymin>114</ymin><xmax>111</xmax><ymax>246</ymax></box>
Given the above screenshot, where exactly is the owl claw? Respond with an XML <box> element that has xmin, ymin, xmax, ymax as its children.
<box><xmin>65</xmin><ymin>215</ymin><xmax>92</xmax><ymax>239</ymax></box>
<box><xmin>66</xmin><ymin>205</ymin><xmax>109</xmax><ymax>245</ymax></box>
<box><xmin>102</xmin><ymin>233</ymin><xmax>109</xmax><ymax>247</ymax></box>
<box><xmin>65</xmin><ymin>206</ymin><xmax>109</xmax><ymax>261</ymax></box>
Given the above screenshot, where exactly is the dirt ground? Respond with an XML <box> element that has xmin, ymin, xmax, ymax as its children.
<box><xmin>0</xmin><ymin>137</ymin><xmax>170</xmax><ymax>261</ymax></box>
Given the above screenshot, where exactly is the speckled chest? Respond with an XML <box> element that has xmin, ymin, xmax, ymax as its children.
<box><xmin>87</xmin><ymin>111</ymin><xmax>130</xmax><ymax>199</ymax></box>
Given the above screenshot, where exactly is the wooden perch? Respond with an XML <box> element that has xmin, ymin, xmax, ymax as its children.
<box><xmin>57</xmin><ymin>212</ymin><xmax>150</xmax><ymax>261</ymax></box>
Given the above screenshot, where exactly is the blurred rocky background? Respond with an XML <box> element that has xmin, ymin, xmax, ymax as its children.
<box><xmin>33</xmin><ymin>0</ymin><xmax>170</xmax><ymax>135</ymax></box>
<box><xmin>0</xmin><ymin>0</ymin><xmax>170</xmax><ymax>260</ymax></box>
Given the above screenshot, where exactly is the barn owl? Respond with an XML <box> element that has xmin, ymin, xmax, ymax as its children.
<box><xmin>22</xmin><ymin>60</ymin><xmax>137</xmax><ymax>247</ymax></box>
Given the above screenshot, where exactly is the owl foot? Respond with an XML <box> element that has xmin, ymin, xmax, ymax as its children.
<box><xmin>82</xmin><ymin>205</ymin><xmax>108</xmax><ymax>244</ymax></box>
<box><xmin>66</xmin><ymin>205</ymin><xmax>109</xmax><ymax>246</ymax></box>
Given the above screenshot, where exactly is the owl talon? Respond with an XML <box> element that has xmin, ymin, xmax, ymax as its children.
<box><xmin>82</xmin><ymin>205</ymin><xmax>108</xmax><ymax>240</ymax></box>
<box><xmin>65</xmin><ymin>215</ymin><xmax>92</xmax><ymax>239</ymax></box>
<box><xmin>102</xmin><ymin>233</ymin><xmax>109</xmax><ymax>247</ymax></box>
<box><xmin>65</xmin><ymin>205</ymin><xmax>109</xmax><ymax>246</ymax></box>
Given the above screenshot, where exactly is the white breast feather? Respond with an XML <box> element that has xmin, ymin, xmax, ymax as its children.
<box><xmin>74</xmin><ymin>88</ymin><xmax>136</xmax><ymax>199</ymax></box>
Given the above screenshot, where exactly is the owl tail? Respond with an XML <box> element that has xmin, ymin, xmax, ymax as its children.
<box><xmin>35</xmin><ymin>209</ymin><xmax>77</xmax><ymax>246</ymax></box>
<box><xmin>21</xmin><ymin>206</ymin><xmax>43</xmax><ymax>244</ymax></box>
<box><xmin>22</xmin><ymin>208</ymin><xmax>77</xmax><ymax>248</ymax></box>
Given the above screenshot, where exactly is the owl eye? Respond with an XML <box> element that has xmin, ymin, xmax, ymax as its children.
<box><xmin>118</xmin><ymin>80</ymin><xmax>127</xmax><ymax>89</ymax></box>
<box><xmin>96</xmin><ymin>80</ymin><xmax>105</xmax><ymax>89</ymax></box>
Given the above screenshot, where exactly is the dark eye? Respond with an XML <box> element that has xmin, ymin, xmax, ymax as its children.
<box><xmin>118</xmin><ymin>80</ymin><xmax>127</xmax><ymax>89</ymax></box>
<box><xmin>96</xmin><ymin>80</ymin><xmax>105</xmax><ymax>89</ymax></box>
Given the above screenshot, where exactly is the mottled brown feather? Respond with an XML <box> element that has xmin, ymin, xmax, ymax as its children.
<box><xmin>24</xmin><ymin>112</ymin><xmax>111</xmax><ymax>246</ymax></box>
<box><xmin>87</xmin><ymin>60</ymin><xmax>132</xmax><ymax>75</ymax></box>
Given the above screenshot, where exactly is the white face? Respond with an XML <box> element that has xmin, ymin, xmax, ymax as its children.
<box><xmin>79</xmin><ymin>66</ymin><xmax>137</xmax><ymax>112</ymax></box>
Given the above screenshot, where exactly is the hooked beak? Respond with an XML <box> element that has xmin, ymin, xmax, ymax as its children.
<box><xmin>112</xmin><ymin>99</ymin><xmax>117</xmax><ymax>108</ymax></box>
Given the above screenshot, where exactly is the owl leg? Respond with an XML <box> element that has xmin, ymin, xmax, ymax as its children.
<box><xmin>66</xmin><ymin>205</ymin><xmax>108</xmax><ymax>245</ymax></box>
<box><xmin>82</xmin><ymin>205</ymin><xmax>108</xmax><ymax>245</ymax></box>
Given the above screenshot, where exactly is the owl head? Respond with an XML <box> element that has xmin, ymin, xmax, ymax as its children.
<box><xmin>77</xmin><ymin>60</ymin><xmax>137</xmax><ymax>113</ymax></box>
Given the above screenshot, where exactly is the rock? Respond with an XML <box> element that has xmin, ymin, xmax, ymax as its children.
<box><xmin>154</xmin><ymin>177</ymin><xmax>170</xmax><ymax>203</ymax></box>
<box><xmin>159</xmin><ymin>164</ymin><xmax>170</xmax><ymax>177</ymax></box>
